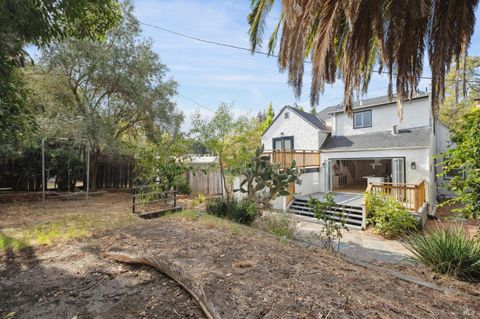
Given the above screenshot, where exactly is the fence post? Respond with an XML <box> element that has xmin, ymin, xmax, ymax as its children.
<box><xmin>42</xmin><ymin>137</ymin><xmax>46</xmax><ymax>208</ymax></box>
<box><xmin>86</xmin><ymin>146</ymin><xmax>90</xmax><ymax>205</ymax></box>
<box><xmin>132</xmin><ymin>187</ymin><xmax>136</xmax><ymax>214</ymax></box>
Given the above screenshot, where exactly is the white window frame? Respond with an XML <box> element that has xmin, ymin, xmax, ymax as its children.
<box><xmin>353</xmin><ymin>110</ymin><xmax>372</xmax><ymax>129</ymax></box>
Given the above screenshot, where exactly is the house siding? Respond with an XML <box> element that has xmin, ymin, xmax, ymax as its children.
<box><xmin>262</xmin><ymin>108</ymin><xmax>320</xmax><ymax>151</ymax></box>
<box><xmin>333</xmin><ymin>97</ymin><xmax>431</xmax><ymax>136</ymax></box>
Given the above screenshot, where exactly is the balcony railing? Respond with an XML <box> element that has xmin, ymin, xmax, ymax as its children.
<box><xmin>263</xmin><ymin>150</ymin><xmax>321</xmax><ymax>168</ymax></box>
<box><xmin>365</xmin><ymin>179</ymin><xmax>427</xmax><ymax>212</ymax></box>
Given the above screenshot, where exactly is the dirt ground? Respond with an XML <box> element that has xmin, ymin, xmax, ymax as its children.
<box><xmin>1</xmin><ymin>193</ymin><xmax>480</xmax><ymax>318</ymax></box>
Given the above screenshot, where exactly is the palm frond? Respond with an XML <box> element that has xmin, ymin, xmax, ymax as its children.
<box><xmin>247</xmin><ymin>0</ymin><xmax>275</xmax><ymax>52</ymax></box>
<box><xmin>248</xmin><ymin>0</ymin><xmax>479</xmax><ymax>119</ymax></box>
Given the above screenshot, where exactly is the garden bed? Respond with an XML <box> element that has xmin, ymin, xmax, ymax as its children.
<box><xmin>1</xmin><ymin>193</ymin><xmax>479</xmax><ymax>318</ymax></box>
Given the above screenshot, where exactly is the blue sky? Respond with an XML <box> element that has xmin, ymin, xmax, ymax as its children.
<box><xmin>30</xmin><ymin>1</ymin><xmax>480</xmax><ymax>129</ymax></box>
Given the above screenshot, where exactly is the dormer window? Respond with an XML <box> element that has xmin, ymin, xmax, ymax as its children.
<box><xmin>284</xmin><ymin>112</ymin><xmax>290</xmax><ymax>119</ymax></box>
<box><xmin>353</xmin><ymin>110</ymin><xmax>372</xmax><ymax>128</ymax></box>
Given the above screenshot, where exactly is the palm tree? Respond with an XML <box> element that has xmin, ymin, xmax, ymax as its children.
<box><xmin>248</xmin><ymin>0</ymin><xmax>479</xmax><ymax>119</ymax></box>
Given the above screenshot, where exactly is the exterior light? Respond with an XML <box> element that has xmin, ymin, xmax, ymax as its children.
<box><xmin>411</xmin><ymin>162</ymin><xmax>416</xmax><ymax>170</ymax></box>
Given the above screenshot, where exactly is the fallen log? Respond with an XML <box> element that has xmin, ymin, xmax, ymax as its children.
<box><xmin>103</xmin><ymin>252</ymin><xmax>221</xmax><ymax>319</ymax></box>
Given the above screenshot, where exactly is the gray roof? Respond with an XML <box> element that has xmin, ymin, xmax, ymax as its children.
<box><xmin>326</xmin><ymin>93</ymin><xmax>430</xmax><ymax>114</ymax></box>
<box><xmin>288</xmin><ymin>106</ymin><xmax>328</xmax><ymax>130</ymax></box>
<box><xmin>321</xmin><ymin>127</ymin><xmax>432</xmax><ymax>151</ymax></box>
<box><xmin>317</xmin><ymin>105</ymin><xmax>337</xmax><ymax>121</ymax></box>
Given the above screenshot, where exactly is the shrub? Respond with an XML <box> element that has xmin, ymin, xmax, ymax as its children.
<box><xmin>254</xmin><ymin>213</ymin><xmax>298</xmax><ymax>239</ymax></box>
<box><xmin>176</xmin><ymin>180</ymin><xmax>191</xmax><ymax>195</ymax></box>
<box><xmin>308</xmin><ymin>193</ymin><xmax>348</xmax><ymax>252</ymax></box>
<box><xmin>365</xmin><ymin>192</ymin><xmax>418</xmax><ymax>239</ymax></box>
<box><xmin>405</xmin><ymin>225</ymin><xmax>480</xmax><ymax>281</ymax></box>
<box><xmin>206</xmin><ymin>197</ymin><xmax>258</xmax><ymax>225</ymax></box>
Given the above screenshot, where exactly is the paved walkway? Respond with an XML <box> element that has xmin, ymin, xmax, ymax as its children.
<box><xmin>294</xmin><ymin>217</ymin><xmax>414</xmax><ymax>264</ymax></box>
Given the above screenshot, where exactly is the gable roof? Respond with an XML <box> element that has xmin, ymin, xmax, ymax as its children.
<box><xmin>289</xmin><ymin>106</ymin><xmax>329</xmax><ymax>131</ymax></box>
<box><xmin>317</xmin><ymin>105</ymin><xmax>337</xmax><ymax>121</ymax></box>
<box><xmin>326</xmin><ymin>93</ymin><xmax>430</xmax><ymax>114</ymax></box>
<box><xmin>264</xmin><ymin>105</ymin><xmax>329</xmax><ymax>135</ymax></box>
<box><xmin>321</xmin><ymin>127</ymin><xmax>431</xmax><ymax>151</ymax></box>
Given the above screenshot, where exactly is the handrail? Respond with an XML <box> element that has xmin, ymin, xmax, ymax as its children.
<box><xmin>365</xmin><ymin>179</ymin><xmax>427</xmax><ymax>212</ymax></box>
<box><xmin>263</xmin><ymin>149</ymin><xmax>321</xmax><ymax>168</ymax></box>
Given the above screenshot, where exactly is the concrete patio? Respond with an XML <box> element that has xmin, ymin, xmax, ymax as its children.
<box><xmin>293</xmin><ymin>216</ymin><xmax>414</xmax><ymax>264</ymax></box>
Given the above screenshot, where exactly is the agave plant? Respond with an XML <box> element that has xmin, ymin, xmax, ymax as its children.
<box><xmin>405</xmin><ymin>225</ymin><xmax>480</xmax><ymax>281</ymax></box>
<box><xmin>248</xmin><ymin>0</ymin><xmax>478</xmax><ymax>118</ymax></box>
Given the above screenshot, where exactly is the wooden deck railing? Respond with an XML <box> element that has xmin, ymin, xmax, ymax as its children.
<box><xmin>366</xmin><ymin>180</ymin><xmax>426</xmax><ymax>212</ymax></box>
<box><xmin>263</xmin><ymin>150</ymin><xmax>321</xmax><ymax>168</ymax></box>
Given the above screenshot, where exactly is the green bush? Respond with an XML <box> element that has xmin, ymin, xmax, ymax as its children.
<box><xmin>206</xmin><ymin>197</ymin><xmax>258</xmax><ymax>225</ymax></box>
<box><xmin>176</xmin><ymin>180</ymin><xmax>191</xmax><ymax>195</ymax></box>
<box><xmin>254</xmin><ymin>213</ymin><xmax>298</xmax><ymax>239</ymax></box>
<box><xmin>405</xmin><ymin>225</ymin><xmax>480</xmax><ymax>281</ymax></box>
<box><xmin>365</xmin><ymin>192</ymin><xmax>418</xmax><ymax>239</ymax></box>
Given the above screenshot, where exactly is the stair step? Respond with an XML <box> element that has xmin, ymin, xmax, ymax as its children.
<box><xmin>288</xmin><ymin>209</ymin><xmax>363</xmax><ymax>226</ymax></box>
<box><xmin>290</xmin><ymin>204</ymin><xmax>363</xmax><ymax>215</ymax></box>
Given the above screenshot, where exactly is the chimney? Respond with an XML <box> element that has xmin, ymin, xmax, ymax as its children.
<box><xmin>391</xmin><ymin>125</ymin><xmax>398</xmax><ymax>135</ymax></box>
<box><xmin>475</xmin><ymin>97</ymin><xmax>480</xmax><ymax>108</ymax></box>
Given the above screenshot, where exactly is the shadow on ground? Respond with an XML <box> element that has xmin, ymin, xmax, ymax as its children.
<box><xmin>0</xmin><ymin>244</ymin><xmax>204</xmax><ymax>319</ymax></box>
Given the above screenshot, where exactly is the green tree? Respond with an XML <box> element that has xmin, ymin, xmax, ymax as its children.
<box><xmin>135</xmin><ymin>135</ymin><xmax>191</xmax><ymax>191</ymax></box>
<box><xmin>440</xmin><ymin>56</ymin><xmax>480</xmax><ymax>128</ymax></box>
<box><xmin>191</xmin><ymin>103</ymin><xmax>251</xmax><ymax>201</ymax></box>
<box><xmin>441</xmin><ymin>107</ymin><xmax>480</xmax><ymax>219</ymax></box>
<box><xmin>27</xmin><ymin>2</ymin><xmax>182</xmax><ymax>190</ymax></box>
<box><xmin>0</xmin><ymin>0</ymin><xmax>121</xmax><ymax>148</ymax></box>
<box><xmin>262</xmin><ymin>102</ymin><xmax>275</xmax><ymax>130</ymax></box>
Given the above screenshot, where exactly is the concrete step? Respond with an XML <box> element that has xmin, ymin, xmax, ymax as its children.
<box><xmin>288</xmin><ymin>209</ymin><xmax>364</xmax><ymax>226</ymax></box>
<box><xmin>289</xmin><ymin>199</ymin><xmax>365</xmax><ymax>229</ymax></box>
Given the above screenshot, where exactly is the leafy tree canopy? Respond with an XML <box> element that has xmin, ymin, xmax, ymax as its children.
<box><xmin>23</xmin><ymin>2</ymin><xmax>182</xmax><ymax>190</ymax></box>
<box><xmin>0</xmin><ymin>0</ymin><xmax>121</xmax><ymax>154</ymax></box>
<box><xmin>441</xmin><ymin>107</ymin><xmax>480</xmax><ymax>219</ymax></box>
<box><xmin>440</xmin><ymin>56</ymin><xmax>480</xmax><ymax>128</ymax></box>
<box><xmin>191</xmin><ymin>103</ymin><xmax>261</xmax><ymax>200</ymax></box>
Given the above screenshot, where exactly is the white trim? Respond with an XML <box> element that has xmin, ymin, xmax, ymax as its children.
<box><xmin>322</xmin><ymin>145</ymin><xmax>429</xmax><ymax>153</ymax></box>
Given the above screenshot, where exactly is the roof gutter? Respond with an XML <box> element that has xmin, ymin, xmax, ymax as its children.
<box><xmin>321</xmin><ymin>145</ymin><xmax>429</xmax><ymax>152</ymax></box>
<box><xmin>328</xmin><ymin>94</ymin><xmax>430</xmax><ymax>114</ymax></box>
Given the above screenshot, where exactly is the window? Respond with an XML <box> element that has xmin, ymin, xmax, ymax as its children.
<box><xmin>272</xmin><ymin>136</ymin><xmax>294</xmax><ymax>150</ymax></box>
<box><xmin>443</xmin><ymin>156</ymin><xmax>466</xmax><ymax>180</ymax></box>
<box><xmin>353</xmin><ymin>110</ymin><xmax>372</xmax><ymax>128</ymax></box>
<box><xmin>445</xmin><ymin>168</ymin><xmax>464</xmax><ymax>180</ymax></box>
<box><xmin>284</xmin><ymin>112</ymin><xmax>290</xmax><ymax>119</ymax></box>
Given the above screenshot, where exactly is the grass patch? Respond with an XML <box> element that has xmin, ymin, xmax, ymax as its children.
<box><xmin>405</xmin><ymin>225</ymin><xmax>480</xmax><ymax>281</ymax></box>
<box><xmin>32</xmin><ymin>222</ymin><xmax>90</xmax><ymax>245</ymax></box>
<box><xmin>0</xmin><ymin>233</ymin><xmax>29</xmax><ymax>252</ymax></box>
<box><xmin>254</xmin><ymin>213</ymin><xmax>298</xmax><ymax>239</ymax></box>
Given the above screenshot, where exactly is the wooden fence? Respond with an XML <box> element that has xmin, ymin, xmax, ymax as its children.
<box><xmin>94</xmin><ymin>154</ymin><xmax>134</xmax><ymax>189</ymax></box>
<box><xmin>186</xmin><ymin>168</ymin><xmax>223</xmax><ymax>196</ymax></box>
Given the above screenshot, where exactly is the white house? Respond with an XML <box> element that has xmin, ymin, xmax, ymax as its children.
<box><xmin>262</xmin><ymin>93</ymin><xmax>454</xmax><ymax>229</ymax></box>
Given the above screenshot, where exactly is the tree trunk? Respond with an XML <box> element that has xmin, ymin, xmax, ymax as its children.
<box><xmin>89</xmin><ymin>148</ymin><xmax>101</xmax><ymax>192</ymax></box>
<box><xmin>218</xmin><ymin>159</ymin><xmax>230</xmax><ymax>202</ymax></box>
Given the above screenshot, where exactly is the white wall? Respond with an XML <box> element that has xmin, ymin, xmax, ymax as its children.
<box><xmin>262</xmin><ymin>107</ymin><xmax>321</xmax><ymax>150</ymax></box>
<box><xmin>333</xmin><ymin>97</ymin><xmax>432</xmax><ymax>136</ymax></box>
